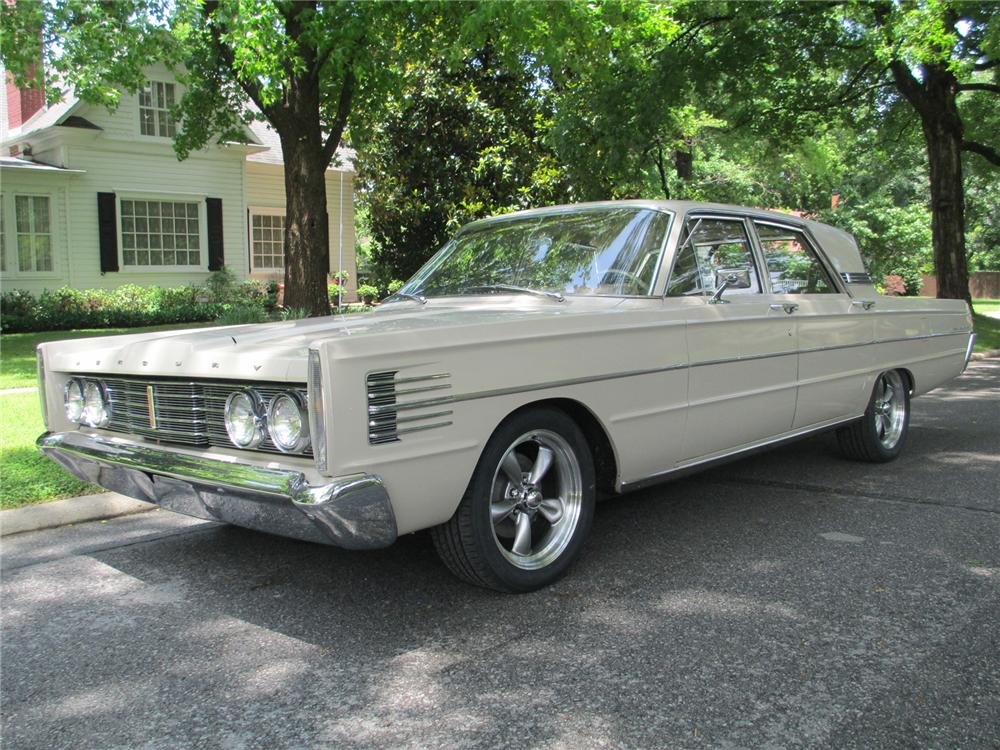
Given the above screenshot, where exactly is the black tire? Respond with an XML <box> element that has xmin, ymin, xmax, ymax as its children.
<box><xmin>836</xmin><ymin>370</ymin><xmax>910</xmax><ymax>463</ymax></box>
<box><xmin>431</xmin><ymin>407</ymin><xmax>596</xmax><ymax>593</ymax></box>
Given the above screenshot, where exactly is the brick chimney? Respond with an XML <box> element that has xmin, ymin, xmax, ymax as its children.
<box><xmin>6</xmin><ymin>65</ymin><xmax>46</xmax><ymax>130</ymax></box>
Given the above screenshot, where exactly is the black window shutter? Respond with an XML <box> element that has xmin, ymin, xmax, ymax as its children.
<box><xmin>97</xmin><ymin>192</ymin><xmax>119</xmax><ymax>273</ymax></box>
<box><xmin>206</xmin><ymin>197</ymin><xmax>224</xmax><ymax>271</ymax></box>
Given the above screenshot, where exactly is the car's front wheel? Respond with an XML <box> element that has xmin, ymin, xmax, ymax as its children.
<box><xmin>836</xmin><ymin>370</ymin><xmax>910</xmax><ymax>462</ymax></box>
<box><xmin>431</xmin><ymin>407</ymin><xmax>596</xmax><ymax>592</ymax></box>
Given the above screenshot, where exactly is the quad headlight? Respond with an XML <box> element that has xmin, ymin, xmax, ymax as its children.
<box><xmin>64</xmin><ymin>379</ymin><xmax>85</xmax><ymax>423</ymax></box>
<box><xmin>224</xmin><ymin>391</ymin><xmax>265</xmax><ymax>448</ymax></box>
<box><xmin>267</xmin><ymin>392</ymin><xmax>310</xmax><ymax>453</ymax></box>
<box><xmin>64</xmin><ymin>378</ymin><xmax>110</xmax><ymax>427</ymax></box>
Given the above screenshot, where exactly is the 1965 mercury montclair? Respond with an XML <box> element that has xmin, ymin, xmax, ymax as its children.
<box><xmin>37</xmin><ymin>201</ymin><xmax>976</xmax><ymax>591</ymax></box>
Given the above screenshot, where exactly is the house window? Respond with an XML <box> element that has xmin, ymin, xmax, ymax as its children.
<box><xmin>251</xmin><ymin>212</ymin><xmax>286</xmax><ymax>270</ymax></box>
<box><xmin>121</xmin><ymin>199</ymin><xmax>201</xmax><ymax>267</ymax></box>
<box><xmin>139</xmin><ymin>81</ymin><xmax>177</xmax><ymax>137</ymax></box>
<box><xmin>14</xmin><ymin>195</ymin><xmax>53</xmax><ymax>272</ymax></box>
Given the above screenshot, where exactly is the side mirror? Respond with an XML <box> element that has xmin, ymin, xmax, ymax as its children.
<box><xmin>710</xmin><ymin>268</ymin><xmax>751</xmax><ymax>303</ymax></box>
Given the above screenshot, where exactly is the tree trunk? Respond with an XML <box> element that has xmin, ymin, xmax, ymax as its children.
<box><xmin>279</xmin><ymin>88</ymin><xmax>331</xmax><ymax>317</ymax></box>
<box><xmin>920</xmin><ymin>71</ymin><xmax>971</xmax><ymax>304</ymax></box>
<box><xmin>891</xmin><ymin>62</ymin><xmax>971</xmax><ymax>305</ymax></box>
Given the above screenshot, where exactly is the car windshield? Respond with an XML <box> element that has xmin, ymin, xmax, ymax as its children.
<box><xmin>396</xmin><ymin>207</ymin><xmax>671</xmax><ymax>299</ymax></box>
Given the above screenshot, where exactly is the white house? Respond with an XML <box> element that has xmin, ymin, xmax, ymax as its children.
<box><xmin>0</xmin><ymin>62</ymin><xmax>356</xmax><ymax>299</ymax></box>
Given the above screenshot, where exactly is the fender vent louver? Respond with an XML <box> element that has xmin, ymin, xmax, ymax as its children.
<box><xmin>366</xmin><ymin>370</ymin><xmax>454</xmax><ymax>445</ymax></box>
<box><xmin>840</xmin><ymin>272</ymin><xmax>872</xmax><ymax>284</ymax></box>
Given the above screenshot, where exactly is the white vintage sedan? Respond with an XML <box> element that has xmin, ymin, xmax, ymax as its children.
<box><xmin>37</xmin><ymin>201</ymin><xmax>976</xmax><ymax>591</ymax></box>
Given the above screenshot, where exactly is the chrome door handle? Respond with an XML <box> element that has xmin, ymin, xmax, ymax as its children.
<box><xmin>770</xmin><ymin>303</ymin><xmax>798</xmax><ymax>314</ymax></box>
<box><xmin>851</xmin><ymin>299</ymin><xmax>876</xmax><ymax>311</ymax></box>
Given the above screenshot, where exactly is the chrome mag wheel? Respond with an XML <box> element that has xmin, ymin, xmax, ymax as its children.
<box><xmin>873</xmin><ymin>370</ymin><xmax>907</xmax><ymax>449</ymax></box>
<box><xmin>489</xmin><ymin>429</ymin><xmax>583</xmax><ymax>571</ymax></box>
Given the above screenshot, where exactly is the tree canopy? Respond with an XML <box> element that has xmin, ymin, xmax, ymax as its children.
<box><xmin>1</xmin><ymin>0</ymin><xmax>997</xmax><ymax>305</ymax></box>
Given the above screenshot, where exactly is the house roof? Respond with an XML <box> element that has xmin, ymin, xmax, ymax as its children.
<box><xmin>5</xmin><ymin>89</ymin><xmax>354</xmax><ymax>172</ymax></box>
<box><xmin>246</xmin><ymin>120</ymin><xmax>355</xmax><ymax>172</ymax></box>
<box><xmin>0</xmin><ymin>155</ymin><xmax>85</xmax><ymax>173</ymax></box>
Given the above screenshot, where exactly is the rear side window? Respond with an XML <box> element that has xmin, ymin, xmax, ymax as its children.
<box><xmin>754</xmin><ymin>222</ymin><xmax>836</xmax><ymax>294</ymax></box>
<box><xmin>666</xmin><ymin>217</ymin><xmax>762</xmax><ymax>296</ymax></box>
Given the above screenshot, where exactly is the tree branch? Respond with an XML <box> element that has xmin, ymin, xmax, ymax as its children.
<box><xmin>887</xmin><ymin>59</ymin><xmax>926</xmax><ymax>112</ymax></box>
<box><xmin>957</xmin><ymin>82</ymin><xmax>1000</xmax><ymax>94</ymax></box>
<box><xmin>203</xmin><ymin>1</ymin><xmax>274</xmax><ymax>122</ymax></box>
<box><xmin>321</xmin><ymin>66</ymin><xmax>356</xmax><ymax>165</ymax></box>
<box><xmin>963</xmin><ymin>140</ymin><xmax>1000</xmax><ymax>166</ymax></box>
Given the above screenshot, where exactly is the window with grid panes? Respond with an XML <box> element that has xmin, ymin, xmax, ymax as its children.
<box><xmin>120</xmin><ymin>199</ymin><xmax>201</xmax><ymax>267</ymax></box>
<box><xmin>14</xmin><ymin>195</ymin><xmax>53</xmax><ymax>272</ymax></box>
<box><xmin>251</xmin><ymin>212</ymin><xmax>286</xmax><ymax>270</ymax></box>
<box><xmin>139</xmin><ymin>81</ymin><xmax>177</xmax><ymax>137</ymax></box>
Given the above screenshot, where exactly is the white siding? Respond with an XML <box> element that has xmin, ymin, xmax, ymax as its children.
<box><xmin>0</xmin><ymin>169</ymin><xmax>73</xmax><ymax>294</ymax></box>
<box><xmin>76</xmin><ymin>61</ymin><xmax>175</xmax><ymax>143</ymax></box>
<box><xmin>2</xmin><ymin>62</ymin><xmax>357</xmax><ymax>300</ymax></box>
<box><xmin>56</xmin><ymin>140</ymin><xmax>248</xmax><ymax>290</ymax></box>
<box><xmin>245</xmin><ymin>162</ymin><xmax>357</xmax><ymax>299</ymax></box>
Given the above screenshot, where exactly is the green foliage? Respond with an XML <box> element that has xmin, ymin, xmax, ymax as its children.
<box><xmin>279</xmin><ymin>306</ymin><xmax>311</xmax><ymax>321</ymax></box>
<box><xmin>387</xmin><ymin>280</ymin><xmax>404</xmax><ymax>295</ymax></box>
<box><xmin>358</xmin><ymin>49</ymin><xmax>573</xmax><ymax>283</ymax></box>
<box><xmin>356</xmin><ymin>284</ymin><xmax>380</xmax><ymax>304</ymax></box>
<box><xmin>327</xmin><ymin>283</ymin><xmax>344</xmax><ymax>305</ymax></box>
<box><xmin>0</xmin><ymin>281</ymin><xmax>267</xmax><ymax>333</ymax></box>
<box><xmin>205</xmin><ymin>266</ymin><xmax>238</xmax><ymax>301</ymax></box>
<box><xmin>215</xmin><ymin>305</ymin><xmax>269</xmax><ymax>325</ymax></box>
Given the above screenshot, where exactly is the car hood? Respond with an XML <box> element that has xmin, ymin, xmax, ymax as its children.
<box><xmin>44</xmin><ymin>297</ymin><xmax>629</xmax><ymax>382</ymax></box>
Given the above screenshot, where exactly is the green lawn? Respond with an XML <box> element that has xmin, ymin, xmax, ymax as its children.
<box><xmin>0</xmin><ymin>390</ymin><xmax>97</xmax><ymax>509</ymax></box>
<box><xmin>972</xmin><ymin>298</ymin><xmax>1000</xmax><ymax>316</ymax></box>
<box><xmin>0</xmin><ymin>322</ymin><xmax>215</xmax><ymax>390</ymax></box>
<box><xmin>973</xmin><ymin>313</ymin><xmax>1000</xmax><ymax>353</ymax></box>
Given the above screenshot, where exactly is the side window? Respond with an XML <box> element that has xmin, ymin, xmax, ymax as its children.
<box><xmin>666</xmin><ymin>217</ymin><xmax>761</xmax><ymax>296</ymax></box>
<box><xmin>754</xmin><ymin>222</ymin><xmax>835</xmax><ymax>294</ymax></box>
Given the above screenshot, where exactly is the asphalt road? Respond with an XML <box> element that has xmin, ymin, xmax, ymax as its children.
<box><xmin>3</xmin><ymin>361</ymin><xmax>999</xmax><ymax>750</ymax></box>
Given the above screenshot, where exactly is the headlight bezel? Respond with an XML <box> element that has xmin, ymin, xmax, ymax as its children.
<box><xmin>81</xmin><ymin>379</ymin><xmax>111</xmax><ymax>427</ymax></box>
<box><xmin>64</xmin><ymin>378</ymin><xmax>85</xmax><ymax>424</ymax></box>
<box><xmin>224</xmin><ymin>390</ymin><xmax>266</xmax><ymax>449</ymax></box>
<box><xmin>267</xmin><ymin>391</ymin><xmax>311</xmax><ymax>453</ymax></box>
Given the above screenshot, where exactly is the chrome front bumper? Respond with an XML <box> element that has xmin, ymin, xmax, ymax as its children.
<box><xmin>37</xmin><ymin>432</ymin><xmax>397</xmax><ymax>550</ymax></box>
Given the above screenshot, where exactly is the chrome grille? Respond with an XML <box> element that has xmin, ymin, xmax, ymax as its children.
<box><xmin>367</xmin><ymin>370</ymin><xmax>453</xmax><ymax>445</ymax></box>
<box><xmin>100</xmin><ymin>376</ymin><xmax>310</xmax><ymax>455</ymax></box>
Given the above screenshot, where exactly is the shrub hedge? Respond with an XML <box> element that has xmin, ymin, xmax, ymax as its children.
<box><xmin>1</xmin><ymin>280</ymin><xmax>270</xmax><ymax>333</ymax></box>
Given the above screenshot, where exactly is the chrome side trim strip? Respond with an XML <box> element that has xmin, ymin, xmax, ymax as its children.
<box><xmin>620</xmin><ymin>413</ymin><xmax>864</xmax><ymax>492</ymax></box>
<box><xmin>369</xmin><ymin>330</ymin><xmax>971</xmax><ymax>415</ymax></box>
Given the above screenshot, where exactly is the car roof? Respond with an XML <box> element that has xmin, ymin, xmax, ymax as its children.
<box><xmin>460</xmin><ymin>200</ymin><xmax>868</xmax><ymax>276</ymax></box>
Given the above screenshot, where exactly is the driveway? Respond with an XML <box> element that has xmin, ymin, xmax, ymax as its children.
<box><xmin>3</xmin><ymin>361</ymin><xmax>998</xmax><ymax>749</ymax></box>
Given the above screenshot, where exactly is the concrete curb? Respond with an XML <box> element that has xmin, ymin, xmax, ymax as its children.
<box><xmin>971</xmin><ymin>350</ymin><xmax>1000</xmax><ymax>361</ymax></box>
<box><xmin>0</xmin><ymin>493</ymin><xmax>155</xmax><ymax>537</ymax></box>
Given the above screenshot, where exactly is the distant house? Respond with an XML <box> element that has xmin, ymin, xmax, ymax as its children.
<box><xmin>0</xmin><ymin>62</ymin><xmax>356</xmax><ymax>299</ymax></box>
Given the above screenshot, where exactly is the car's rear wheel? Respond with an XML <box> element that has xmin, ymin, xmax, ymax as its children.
<box><xmin>836</xmin><ymin>370</ymin><xmax>910</xmax><ymax>462</ymax></box>
<box><xmin>431</xmin><ymin>407</ymin><xmax>596</xmax><ymax>592</ymax></box>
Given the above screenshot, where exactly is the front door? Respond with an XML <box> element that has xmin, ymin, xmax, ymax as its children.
<box><xmin>665</xmin><ymin>215</ymin><xmax>798</xmax><ymax>463</ymax></box>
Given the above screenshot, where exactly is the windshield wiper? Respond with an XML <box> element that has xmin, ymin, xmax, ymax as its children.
<box><xmin>461</xmin><ymin>284</ymin><xmax>565</xmax><ymax>302</ymax></box>
<box><xmin>384</xmin><ymin>291</ymin><xmax>427</xmax><ymax>305</ymax></box>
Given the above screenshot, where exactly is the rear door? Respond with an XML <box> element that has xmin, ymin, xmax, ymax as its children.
<box><xmin>666</xmin><ymin>214</ymin><xmax>798</xmax><ymax>463</ymax></box>
<box><xmin>750</xmin><ymin>220</ymin><xmax>874</xmax><ymax>428</ymax></box>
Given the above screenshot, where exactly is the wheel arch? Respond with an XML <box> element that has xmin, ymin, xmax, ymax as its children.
<box><xmin>493</xmin><ymin>398</ymin><xmax>620</xmax><ymax>497</ymax></box>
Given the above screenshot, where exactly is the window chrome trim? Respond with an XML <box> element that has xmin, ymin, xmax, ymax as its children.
<box><xmin>750</xmin><ymin>218</ymin><xmax>843</xmax><ymax>296</ymax></box>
